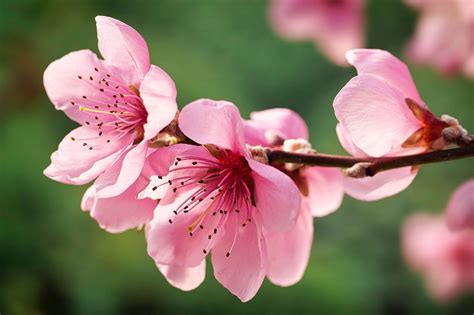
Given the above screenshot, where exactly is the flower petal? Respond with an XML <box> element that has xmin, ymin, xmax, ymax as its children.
<box><xmin>179</xmin><ymin>99</ymin><xmax>246</xmax><ymax>153</ymax></box>
<box><xmin>95</xmin><ymin>16</ymin><xmax>150</xmax><ymax>85</ymax></box>
<box><xmin>245</xmin><ymin>108</ymin><xmax>309</xmax><ymax>146</ymax></box>
<box><xmin>81</xmin><ymin>185</ymin><xmax>96</xmax><ymax>212</ymax></box>
<box><xmin>44</xmin><ymin>126</ymin><xmax>132</xmax><ymax>185</ymax></box>
<box><xmin>247</xmin><ymin>158</ymin><xmax>301</xmax><ymax>232</ymax></box>
<box><xmin>344</xmin><ymin>167</ymin><xmax>418</xmax><ymax>201</ymax></box>
<box><xmin>445</xmin><ymin>179</ymin><xmax>474</xmax><ymax>231</ymax></box>
<box><xmin>269</xmin><ymin>0</ymin><xmax>320</xmax><ymax>40</ymax></box>
<box><xmin>333</xmin><ymin>74</ymin><xmax>421</xmax><ymax>157</ymax></box>
<box><xmin>43</xmin><ymin>49</ymin><xmax>120</xmax><ymax>124</ymax></box>
<box><xmin>212</xmin><ymin>213</ymin><xmax>267</xmax><ymax>302</ymax></box>
<box><xmin>335</xmin><ymin>123</ymin><xmax>367</xmax><ymax>157</ymax></box>
<box><xmin>312</xmin><ymin>0</ymin><xmax>365</xmax><ymax>66</ymax></box>
<box><xmin>345</xmin><ymin>49</ymin><xmax>425</xmax><ymax>105</ymax></box>
<box><xmin>140</xmin><ymin>65</ymin><xmax>177</xmax><ymax>140</ymax></box>
<box><xmin>87</xmin><ymin>175</ymin><xmax>156</xmax><ymax>233</ymax></box>
<box><xmin>304</xmin><ymin>167</ymin><xmax>344</xmax><ymax>217</ymax></box>
<box><xmin>95</xmin><ymin>141</ymin><xmax>148</xmax><ymax>198</ymax></box>
<box><xmin>147</xmin><ymin>188</ymin><xmax>222</xmax><ymax>267</ymax></box>
<box><xmin>156</xmin><ymin>261</ymin><xmax>206</xmax><ymax>292</ymax></box>
<box><xmin>264</xmin><ymin>204</ymin><xmax>313</xmax><ymax>286</ymax></box>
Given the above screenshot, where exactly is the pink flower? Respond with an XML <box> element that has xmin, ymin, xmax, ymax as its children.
<box><xmin>333</xmin><ymin>49</ymin><xmax>450</xmax><ymax>201</ymax></box>
<box><xmin>446</xmin><ymin>179</ymin><xmax>474</xmax><ymax>231</ymax></box>
<box><xmin>43</xmin><ymin>16</ymin><xmax>177</xmax><ymax>201</ymax></box>
<box><xmin>402</xmin><ymin>213</ymin><xmax>474</xmax><ymax>302</ymax></box>
<box><xmin>142</xmin><ymin>100</ymin><xmax>302</xmax><ymax>301</ymax></box>
<box><xmin>244</xmin><ymin>108</ymin><xmax>344</xmax><ymax>217</ymax></box>
<box><xmin>405</xmin><ymin>0</ymin><xmax>474</xmax><ymax>78</ymax></box>
<box><xmin>269</xmin><ymin>0</ymin><xmax>365</xmax><ymax>65</ymax></box>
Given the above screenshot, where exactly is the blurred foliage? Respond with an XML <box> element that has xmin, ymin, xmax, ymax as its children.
<box><xmin>1</xmin><ymin>0</ymin><xmax>473</xmax><ymax>314</ymax></box>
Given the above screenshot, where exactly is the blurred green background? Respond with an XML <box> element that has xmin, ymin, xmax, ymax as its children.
<box><xmin>1</xmin><ymin>0</ymin><xmax>473</xmax><ymax>314</ymax></box>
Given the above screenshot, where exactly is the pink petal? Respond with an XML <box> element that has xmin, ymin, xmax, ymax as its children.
<box><xmin>43</xmin><ymin>49</ymin><xmax>119</xmax><ymax>124</ymax></box>
<box><xmin>402</xmin><ymin>213</ymin><xmax>447</xmax><ymax>271</ymax></box>
<box><xmin>344</xmin><ymin>167</ymin><xmax>418</xmax><ymax>201</ymax></box>
<box><xmin>335</xmin><ymin>123</ymin><xmax>367</xmax><ymax>157</ymax></box>
<box><xmin>445</xmin><ymin>179</ymin><xmax>474</xmax><ymax>231</ymax></box>
<box><xmin>44</xmin><ymin>126</ymin><xmax>132</xmax><ymax>185</ymax></box>
<box><xmin>156</xmin><ymin>261</ymin><xmax>206</xmax><ymax>292</ymax></box>
<box><xmin>333</xmin><ymin>74</ymin><xmax>421</xmax><ymax>157</ymax></box>
<box><xmin>245</xmin><ymin>108</ymin><xmax>309</xmax><ymax>146</ymax></box>
<box><xmin>139</xmin><ymin>144</ymin><xmax>198</xmax><ymax>200</ymax></box>
<box><xmin>81</xmin><ymin>186</ymin><xmax>96</xmax><ymax>212</ymax></box>
<box><xmin>95</xmin><ymin>142</ymin><xmax>148</xmax><ymax>198</ymax></box>
<box><xmin>139</xmin><ymin>65</ymin><xmax>177</xmax><ymax>140</ymax></box>
<box><xmin>247</xmin><ymin>158</ymin><xmax>301</xmax><ymax>232</ymax></box>
<box><xmin>311</xmin><ymin>0</ymin><xmax>365</xmax><ymax>66</ymax></box>
<box><xmin>88</xmin><ymin>175</ymin><xmax>156</xmax><ymax>233</ymax></box>
<box><xmin>142</xmin><ymin>144</ymin><xmax>197</xmax><ymax>177</ymax></box>
<box><xmin>147</xmin><ymin>188</ymin><xmax>222</xmax><ymax>267</ymax></box>
<box><xmin>269</xmin><ymin>0</ymin><xmax>320</xmax><ymax>40</ymax></box>
<box><xmin>95</xmin><ymin>16</ymin><xmax>150</xmax><ymax>85</ymax></box>
<box><xmin>211</xmin><ymin>213</ymin><xmax>267</xmax><ymax>302</ymax></box>
<box><xmin>264</xmin><ymin>205</ymin><xmax>313</xmax><ymax>286</ymax></box>
<box><xmin>304</xmin><ymin>166</ymin><xmax>344</xmax><ymax>217</ymax></box>
<box><xmin>179</xmin><ymin>99</ymin><xmax>246</xmax><ymax>153</ymax></box>
<box><xmin>345</xmin><ymin>49</ymin><xmax>425</xmax><ymax>105</ymax></box>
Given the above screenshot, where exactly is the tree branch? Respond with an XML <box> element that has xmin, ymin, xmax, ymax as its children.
<box><xmin>267</xmin><ymin>141</ymin><xmax>474</xmax><ymax>177</ymax></box>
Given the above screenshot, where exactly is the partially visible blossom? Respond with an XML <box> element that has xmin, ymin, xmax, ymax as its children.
<box><xmin>243</xmin><ymin>108</ymin><xmax>344</xmax><ymax>288</ymax></box>
<box><xmin>44</xmin><ymin>16</ymin><xmax>177</xmax><ymax>200</ymax></box>
<box><xmin>244</xmin><ymin>108</ymin><xmax>344</xmax><ymax>217</ymax></box>
<box><xmin>402</xmin><ymin>213</ymin><xmax>474</xmax><ymax>302</ymax></box>
<box><xmin>446</xmin><ymin>179</ymin><xmax>474</xmax><ymax>231</ymax></box>
<box><xmin>334</xmin><ymin>49</ymin><xmax>454</xmax><ymax>201</ymax></box>
<box><xmin>405</xmin><ymin>0</ymin><xmax>474</xmax><ymax>78</ymax></box>
<box><xmin>142</xmin><ymin>100</ymin><xmax>303</xmax><ymax>301</ymax></box>
<box><xmin>269</xmin><ymin>0</ymin><xmax>365</xmax><ymax>65</ymax></box>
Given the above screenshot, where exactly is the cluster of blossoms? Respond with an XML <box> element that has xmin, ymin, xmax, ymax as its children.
<box><xmin>44</xmin><ymin>16</ymin><xmax>473</xmax><ymax>301</ymax></box>
<box><xmin>269</xmin><ymin>0</ymin><xmax>474</xmax><ymax>78</ymax></box>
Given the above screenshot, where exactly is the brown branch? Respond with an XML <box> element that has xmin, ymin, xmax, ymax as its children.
<box><xmin>267</xmin><ymin>141</ymin><xmax>474</xmax><ymax>177</ymax></box>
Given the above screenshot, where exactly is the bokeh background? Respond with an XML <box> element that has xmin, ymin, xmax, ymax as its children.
<box><xmin>1</xmin><ymin>0</ymin><xmax>473</xmax><ymax>314</ymax></box>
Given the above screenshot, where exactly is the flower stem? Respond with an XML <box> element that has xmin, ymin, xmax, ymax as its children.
<box><xmin>267</xmin><ymin>141</ymin><xmax>474</xmax><ymax>177</ymax></box>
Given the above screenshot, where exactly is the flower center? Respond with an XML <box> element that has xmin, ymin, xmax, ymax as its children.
<box><xmin>150</xmin><ymin>147</ymin><xmax>255</xmax><ymax>256</ymax></box>
<box><xmin>68</xmin><ymin>66</ymin><xmax>148</xmax><ymax>149</ymax></box>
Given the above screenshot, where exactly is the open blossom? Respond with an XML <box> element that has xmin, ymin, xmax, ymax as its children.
<box><xmin>405</xmin><ymin>0</ymin><xmax>474</xmax><ymax>78</ymax></box>
<box><xmin>333</xmin><ymin>49</ymin><xmax>452</xmax><ymax>201</ymax></box>
<box><xmin>445</xmin><ymin>179</ymin><xmax>474</xmax><ymax>231</ymax></box>
<box><xmin>402</xmin><ymin>213</ymin><xmax>474</xmax><ymax>302</ymax></box>
<box><xmin>142</xmin><ymin>99</ymin><xmax>303</xmax><ymax>301</ymax></box>
<box><xmin>269</xmin><ymin>0</ymin><xmax>365</xmax><ymax>65</ymax></box>
<box><xmin>43</xmin><ymin>16</ymin><xmax>177</xmax><ymax>203</ymax></box>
